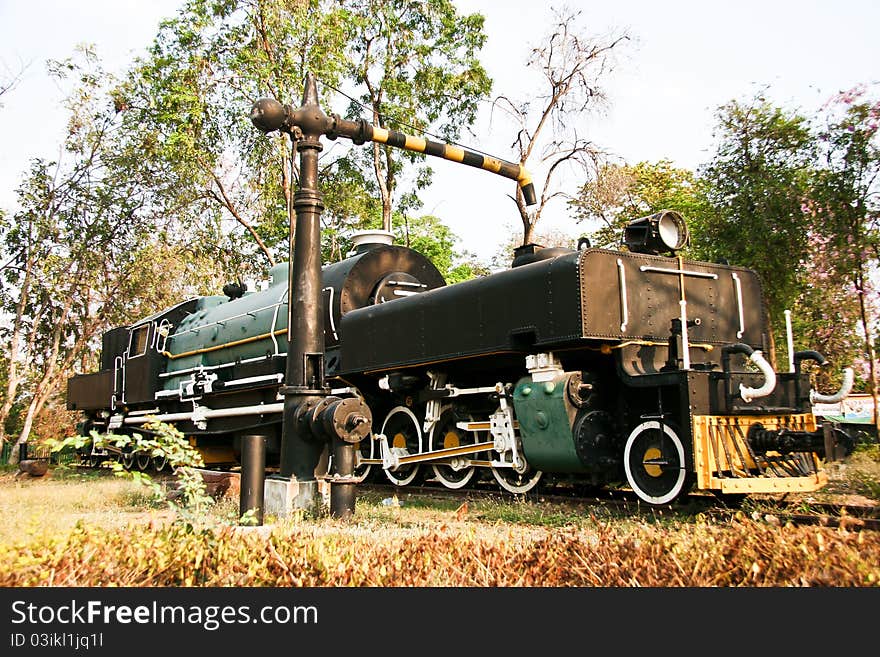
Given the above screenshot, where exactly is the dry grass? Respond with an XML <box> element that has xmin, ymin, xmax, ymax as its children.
<box><xmin>1</xmin><ymin>450</ymin><xmax>878</xmax><ymax>587</ymax></box>
<box><xmin>0</xmin><ymin>467</ymin><xmax>175</xmax><ymax>546</ymax></box>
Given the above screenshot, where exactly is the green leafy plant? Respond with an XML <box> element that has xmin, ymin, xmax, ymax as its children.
<box><xmin>47</xmin><ymin>419</ymin><xmax>213</xmax><ymax>521</ymax></box>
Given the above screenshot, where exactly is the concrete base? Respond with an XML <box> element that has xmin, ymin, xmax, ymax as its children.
<box><xmin>264</xmin><ymin>476</ymin><xmax>330</xmax><ymax>517</ymax></box>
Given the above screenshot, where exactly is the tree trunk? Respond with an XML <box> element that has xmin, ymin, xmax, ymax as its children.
<box><xmin>0</xmin><ymin>248</ymin><xmax>36</xmax><ymax>453</ymax></box>
<box><xmin>372</xmin><ymin>141</ymin><xmax>392</xmax><ymax>232</ymax></box>
<box><xmin>855</xmin><ymin>276</ymin><xmax>878</xmax><ymax>430</ymax></box>
<box><xmin>8</xmin><ymin>399</ymin><xmax>38</xmax><ymax>466</ymax></box>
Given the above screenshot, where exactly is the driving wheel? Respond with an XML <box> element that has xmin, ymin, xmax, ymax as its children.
<box><xmin>623</xmin><ymin>421</ymin><xmax>691</xmax><ymax>505</ymax></box>
<box><xmin>430</xmin><ymin>406</ymin><xmax>477</xmax><ymax>489</ymax></box>
<box><xmin>380</xmin><ymin>406</ymin><xmax>423</xmax><ymax>486</ymax></box>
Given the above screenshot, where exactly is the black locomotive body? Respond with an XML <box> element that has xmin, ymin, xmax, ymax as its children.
<box><xmin>67</xmin><ymin>215</ymin><xmax>852</xmax><ymax>505</ymax></box>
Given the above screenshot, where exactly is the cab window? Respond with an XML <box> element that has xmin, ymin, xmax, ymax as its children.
<box><xmin>128</xmin><ymin>325</ymin><xmax>150</xmax><ymax>358</ymax></box>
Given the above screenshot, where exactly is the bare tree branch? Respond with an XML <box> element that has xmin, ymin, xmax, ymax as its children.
<box><xmin>497</xmin><ymin>8</ymin><xmax>629</xmax><ymax>245</ymax></box>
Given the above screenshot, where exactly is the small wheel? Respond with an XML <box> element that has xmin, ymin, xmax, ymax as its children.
<box><xmin>121</xmin><ymin>451</ymin><xmax>135</xmax><ymax>471</ymax></box>
<box><xmin>624</xmin><ymin>421</ymin><xmax>691</xmax><ymax>505</ymax></box>
<box><xmin>491</xmin><ymin>459</ymin><xmax>543</xmax><ymax>494</ymax></box>
<box><xmin>87</xmin><ymin>444</ymin><xmax>104</xmax><ymax>468</ymax></box>
<box><xmin>135</xmin><ymin>451</ymin><xmax>152</xmax><ymax>472</ymax></box>
<box><xmin>152</xmin><ymin>455</ymin><xmax>168</xmax><ymax>472</ymax></box>
<box><xmin>380</xmin><ymin>406</ymin><xmax>423</xmax><ymax>486</ymax></box>
<box><xmin>430</xmin><ymin>406</ymin><xmax>477</xmax><ymax>490</ymax></box>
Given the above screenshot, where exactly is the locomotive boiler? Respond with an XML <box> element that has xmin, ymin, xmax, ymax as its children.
<box><xmin>66</xmin><ymin>77</ymin><xmax>855</xmax><ymax>507</ymax></box>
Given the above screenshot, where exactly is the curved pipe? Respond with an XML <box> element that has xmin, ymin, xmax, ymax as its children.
<box><xmin>739</xmin><ymin>350</ymin><xmax>777</xmax><ymax>403</ymax></box>
<box><xmin>810</xmin><ymin>367</ymin><xmax>855</xmax><ymax>405</ymax></box>
<box><xmin>721</xmin><ymin>342</ymin><xmax>754</xmax><ymax>359</ymax></box>
<box><xmin>794</xmin><ymin>350</ymin><xmax>827</xmax><ymax>370</ymax></box>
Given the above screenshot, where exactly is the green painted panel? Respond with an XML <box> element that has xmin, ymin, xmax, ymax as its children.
<box><xmin>513</xmin><ymin>375</ymin><xmax>586</xmax><ymax>472</ymax></box>
<box><xmin>162</xmin><ymin>277</ymin><xmax>290</xmax><ymax>388</ymax></box>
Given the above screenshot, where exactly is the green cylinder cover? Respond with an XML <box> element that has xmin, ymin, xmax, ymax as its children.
<box><xmin>513</xmin><ymin>374</ymin><xmax>586</xmax><ymax>472</ymax></box>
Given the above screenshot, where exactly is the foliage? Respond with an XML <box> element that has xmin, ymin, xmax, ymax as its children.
<box><xmin>689</xmin><ymin>86</ymin><xmax>880</xmax><ymax>383</ymax></box>
<box><xmin>114</xmin><ymin>0</ymin><xmax>492</xmax><ymax>265</ymax></box>
<box><xmin>0</xmin><ymin>504</ymin><xmax>877</xmax><ymax>586</ymax></box>
<box><xmin>694</xmin><ymin>96</ymin><xmax>816</xmax><ymax>351</ymax></box>
<box><xmin>392</xmin><ymin>214</ymin><xmax>486</xmax><ymax>283</ymax></box>
<box><xmin>841</xmin><ymin>446</ymin><xmax>880</xmax><ymax>500</ymax></box>
<box><xmin>808</xmin><ymin>85</ymin><xmax>880</xmax><ymax>400</ymax></box>
<box><xmin>571</xmin><ymin>159</ymin><xmax>711</xmax><ymax>249</ymax></box>
<box><xmin>112</xmin><ymin>0</ymin><xmax>356</xmax><ymax>270</ymax></box>
<box><xmin>0</xmin><ymin>48</ymin><xmax>169</xmax><ymax>459</ymax></box>
<box><xmin>47</xmin><ymin>420</ymin><xmax>213</xmax><ymax>519</ymax></box>
<box><xmin>344</xmin><ymin>0</ymin><xmax>492</xmax><ymax>232</ymax></box>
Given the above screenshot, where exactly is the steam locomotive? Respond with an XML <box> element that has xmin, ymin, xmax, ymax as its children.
<box><xmin>67</xmin><ymin>209</ymin><xmax>854</xmax><ymax>505</ymax></box>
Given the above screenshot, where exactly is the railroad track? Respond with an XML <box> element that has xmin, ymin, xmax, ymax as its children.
<box><xmin>356</xmin><ymin>479</ymin><xmax>880</xmax><ymax>531</ymax></box>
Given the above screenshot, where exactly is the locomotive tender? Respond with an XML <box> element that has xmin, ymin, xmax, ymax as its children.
<box><xmin>67</xmin><ymin>209</ymin><xmax>853</xmax><ymax>505</ymax></box>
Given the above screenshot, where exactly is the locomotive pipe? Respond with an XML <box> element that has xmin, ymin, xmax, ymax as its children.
<box><xmin>721</xmin><ymin>343</ymin><xmax>776</xmax><ymax>403</ymax></box>
<box><xmin>250</xmin><ymin>97</ymin><xmax>537</xmax><ymax>206</ymax></box>
<box><xmin>310</xmin><ymin>396</ymin><xmax>371</xmax><ymax>519</ymax></box>
<box><xmin>329</xmin><ymin>436</ymin><xmax>356</xmax><ymax>520</ymax></box>
<box><xmin>794</xmin><ymin>350</ymin><xmax>827</xmax><ymax>369</ymax></box>
<box><xmin>784</xmin><ymin>309</ymin><xmax>795</xmax><ymax>373</ymax></box>
<box><xmin>277</xmin><ymin>74</ymin><xmax>335</xmax><ymax>514</ymax></box>
<box><xmin>253</xmin><ymin>74</ymin><xmax>372</xmax><ymax>519</ymax></box>
<box><xmin>810</xmin><ymin>367</ymin><xmax>855</xmax><ymax>405</ymax></box>
<box><xmin>740</xmin><ymin>351</ymin><xmax>776</xmax><ymax>402</ymax></box>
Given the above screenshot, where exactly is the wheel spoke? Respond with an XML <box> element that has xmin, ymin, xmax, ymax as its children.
<box><xmin>136</xmin><ymin>451</ymin><xmax>152</xmax><ymax>472</ymax></box>
<box><xmin>491</xmin><ymin>461</ymin><xmax>542</xmax><ymax>494</ymax></box>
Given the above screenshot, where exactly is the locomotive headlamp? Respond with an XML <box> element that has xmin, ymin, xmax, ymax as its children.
<box><xmin>622</xmin><ymin>210</ymin><xmax>689</xmax><ymax>255</ymax></box>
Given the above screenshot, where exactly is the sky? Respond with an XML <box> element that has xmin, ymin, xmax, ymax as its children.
<box><xmin>1</xmin><ymin>0</ymin><xmax>879</xmax><ymax>262</ymax></box>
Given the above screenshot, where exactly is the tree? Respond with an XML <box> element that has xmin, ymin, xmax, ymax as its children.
<box><xmin>115</xmin><ymin>0</ymin><xmax>491</xmax><ymax>270</ymax></box>
<box><xmin>493</xmin><ymin>8</ymin><xmax>628</xmax><ymax>246</ymax></box>
<box><xmin>488</xmin><ymin>224</ymin><xmax>579</xmax><ymax>271</ymax></box>
<box><xmin>570</xmin><ymin>159</ymin><xmax>710</xmax><ymax>249</ymax></box>
<box><xmin>115</xmin><ymin>0</ymin><xmax>355</xmax><ymax>271</ymax></box>
<box><xmin>790</xmin><ymin>229</ymin><xmax>863</xmax><ymax>393</ymax></box>
<box><xmin>810</xmin><ymin>85</ymin><xmax>880</xmax><ymax>421</ymax></box>
<box><xmin>0</xmin><ymin>48</ymin><xmax>229</xmax><ymax>460</ymax></box>
<box><xmin>346</xmin><ymin>0</ymin><xmax>492</xmax><ymax>232</ymax></box>
<box><xmin>695</xmin><ymin>95</ymin><xmax>816</xmax><ymax>363</ymax></box>
<box><xmin>0</xmin><ymin>58</ymin><xmax>26</xmax><ymax>108</ymax></box>
<box><xmin>392</xmin><ymin>213</ymin><xmax>487</xmax><ymax>283</ymax></box>
<box><xmin>0</xmin><ymin>50</ymin><xmax>148</xmax><ymax>459</ymax></box>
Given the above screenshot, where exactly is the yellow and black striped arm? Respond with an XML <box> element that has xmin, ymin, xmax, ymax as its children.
<box><xmin>364</xmin><ymin>124</ymin><xmax>535</xmax><ymax>206</ymax></box>
<box><xmin>251</xmin><ymin>97</ymin><xmax>537</xmax><ymax>206</ymax></box>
